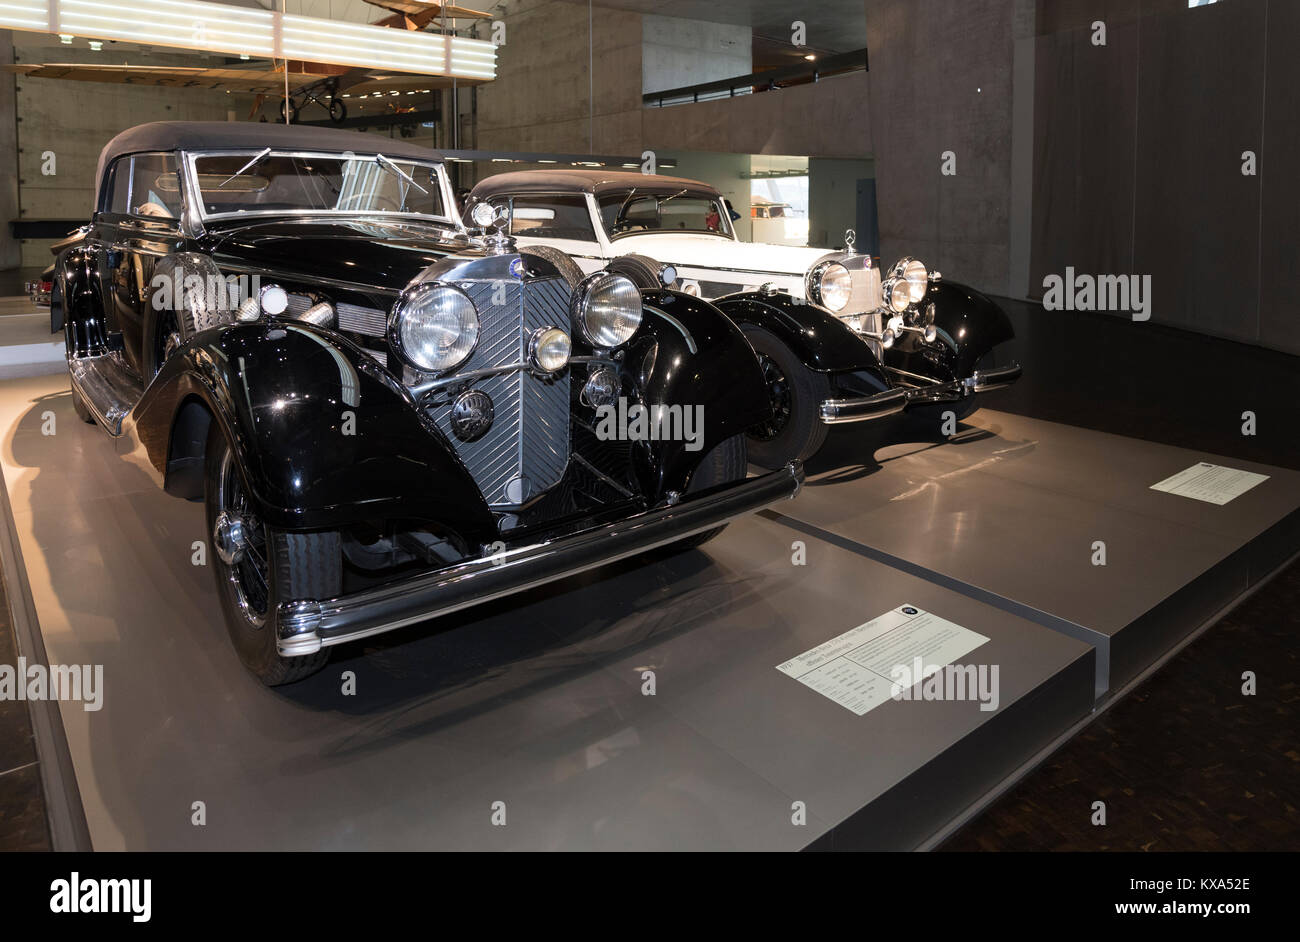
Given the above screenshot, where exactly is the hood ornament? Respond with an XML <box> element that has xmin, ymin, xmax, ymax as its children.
<box><xmin>844</xmin><ymin>228</ymin><xmax>857</xmax><ymax>254</ymax></box>
<box><xmin>470</xmin><ymin>201</ymin><xmax>516</xmax><ymax>255</ymax></box>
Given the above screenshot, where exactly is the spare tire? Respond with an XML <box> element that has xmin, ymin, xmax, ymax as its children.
<box><xmin>518</xmin><ymin>244</ymin><xmax>585</xmax><ymax>289</ymax></box>
<box><xmin>606</xmin><ymin>253</ymin><xmax>669</xmax><ymax>290</ymax></box>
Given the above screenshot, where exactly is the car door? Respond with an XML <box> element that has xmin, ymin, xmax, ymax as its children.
<box><xmin>96</xmin><ymin>152</ymin><xmax>185</xmax><ymax>381</ymax></box>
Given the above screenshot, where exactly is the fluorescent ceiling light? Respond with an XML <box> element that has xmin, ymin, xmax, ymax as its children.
<box><xmin>0</xmin><ymin>0</ymin><xmax>496</xmax><ymax>79</ymax></box>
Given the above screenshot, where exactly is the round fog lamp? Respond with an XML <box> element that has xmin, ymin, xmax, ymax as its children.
<box><xmin>581</xmin><ymin>367</ymin><xmax>620</xmax><ymax>408</ymax></box>
<box><xmin>881</xmin><ymin>328</ymin><xmax>896</xmax><ymax>349</ymax></box>
<box><xmin>530</xmin><ymin>327</ymin><xmax>571</xmax><ymax>372</ymax></box>
<box><xmin>259</xmin><ymin>284</ymin><xmax>289</xmax><ymax>316</ymax></box>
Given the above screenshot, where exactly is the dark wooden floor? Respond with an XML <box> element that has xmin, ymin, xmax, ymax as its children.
<box><xmin>942</xmin><ymin>554</ymin><xmax>1300</xmax><ymax>851</ymax></box>
<box><xmin>0</xmin><ymin>567</ymin><xmax>51</xmax><ymax>851</ymax></box>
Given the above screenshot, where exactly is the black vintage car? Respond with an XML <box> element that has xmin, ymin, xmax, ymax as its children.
<box><xmin>468</xmin><ymin>171</ymin><xmax>1023</xmax><ymax>468</ymax></box>
<box><xmin>57</xmin><ymin>122</ymin><xmax>802</xmax><ymax>684</ymax></box>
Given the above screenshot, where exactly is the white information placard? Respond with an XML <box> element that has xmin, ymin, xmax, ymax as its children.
<box><xmin>1150</xmin><ymin>462</ymin><xmax>1268</xmax><ymax>505</ymax></box>
<box><xmin>775</xmin><ymin>605</ymin><xmax>990</xmax><ymax>715</ymax></box>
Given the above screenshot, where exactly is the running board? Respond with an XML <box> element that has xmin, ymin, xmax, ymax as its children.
<box><xmin>69</xmin><ymin>354</ymin><xmax>141</xmax><ymax>436</ymax></box>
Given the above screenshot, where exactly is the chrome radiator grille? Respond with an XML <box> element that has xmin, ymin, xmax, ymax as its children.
<box><xmin>847</xmin><ymin>261</ymin><xmax>883</xmax><ymax>314</ymax></box>
<box><xmin>431</xmin><ymin>277</ymin><xmax>572</xmax><ymax>508</ymax></box>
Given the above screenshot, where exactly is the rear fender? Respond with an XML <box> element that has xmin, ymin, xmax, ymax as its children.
<box><xmin>130</xmin><ymin>321</ymin><xmax>498</xmax><ymax>541</ymax></box>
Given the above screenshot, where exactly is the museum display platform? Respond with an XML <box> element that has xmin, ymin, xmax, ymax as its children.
<box><xmin>778</xmin><ymin>409</ymin><xmax>1300</xmax><ymax>698</ymax></box>
<box><xmin>0</xmin><ymin>374</ymin><xmax>1294</xmax><ymax>850</ymax></box>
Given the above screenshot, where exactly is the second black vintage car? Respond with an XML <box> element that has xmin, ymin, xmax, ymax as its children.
<box><xmin>57</xmin><ymin>122</ymin><xmax>802</xmax><ymax>684</ymax></box>
<box><xmin>468</xmin><ymin>171</ymin><xmax>1023</xmax><ymax>468</ymax></box>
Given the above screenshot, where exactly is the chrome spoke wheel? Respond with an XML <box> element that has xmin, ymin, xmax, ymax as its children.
<box><xmin>753</xmin><ymin>353</ymin><xmax>792</xmax><ymax>441</ymax></box>
<box><xmin>214</xmin><ymin>449</ymin><xmax>270</xmax><ymax>628</ymax></box>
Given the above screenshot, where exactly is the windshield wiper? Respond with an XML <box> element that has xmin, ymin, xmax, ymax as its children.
<box><xmin>218</xmin><ymin>147</ymin><xmax>271</xmax><ymax>189</ymax></box>
<box><xmin>375</xmin><ymin>154</ymin><xmax>429</xmax><ymax>195</ymax></box>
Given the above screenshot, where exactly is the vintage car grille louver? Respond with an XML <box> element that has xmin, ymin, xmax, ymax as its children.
<box><xmin>336</xmin><ymin>302</ymin><xmax>389</xmax><ymax>336</ymax></box>
<box><xmin>431</xmin><ymin>277</ymin><xmax>572</xmax><ymax>508</ymax></box>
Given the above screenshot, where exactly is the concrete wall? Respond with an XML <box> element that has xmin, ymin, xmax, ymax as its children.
<box><xmin>478</xmin><ymin>1</ymin><xmax>872</xmax><ymax>161</ymax></box>
<box><xmin>0</xmin><ymin>32</ymin><xmax>19</xmax><ymax>271</ymax></box>
<box><xmin>641</xmin><ymin>14</ymin><xmax>751</xmax><ymax>96</ymax></box>
<box><xmin>476</xmin><ymin>0</ymin><xmax>644</xmax><ymax>155</ymax></box>
<box><xmin>642</xmin><ymin>71</ymin><xmax>872</xmax><ymax>159</ymax></box>
<box><xmin>808</xmin><ymin>157</ymin><xmax>874</xmax><ymax>252</ymax></box>
<box><xmin>863</xmin><ymin>0</ymin><xmax>1023</xmax><ymax>295</ymax></box>
<box><xmin>1027</xmin><ymin>0</ymin><xmax>1299</xmax><ymax>354</ymax></box>
<box><xmin>11</xmin><ymin>41</ymin><xmax>252</xmax><ymax>269</ymax></box>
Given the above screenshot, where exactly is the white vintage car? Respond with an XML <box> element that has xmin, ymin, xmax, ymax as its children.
<box><xmin>467</xmin><ymin>170</ymin><xmax>1021</xmax><ymax>469</ymax></box>
<box><xmin>467</xmin><ymin>170</ymin><xmax>874</xmax><ymax>303</ymax></box>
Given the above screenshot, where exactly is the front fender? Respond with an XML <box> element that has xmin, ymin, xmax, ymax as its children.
<box><xmin>130</xmin><ymin>321</ymin><xmax>498</xmax><ymax>539</ymax></box>
<box><xmin>626</xmin><ymin>290</ymin><xmax>771</xmax><ymax>495</ymax></box>
<box><xmin>886</xmin><ymin>280</ymin><xmax>1015</xmax><ymax>383</ymax></box>
<box><xmin>712</xmin><ymin>291</ymin><xmax>882</xmax><ymax>374</ymax></box>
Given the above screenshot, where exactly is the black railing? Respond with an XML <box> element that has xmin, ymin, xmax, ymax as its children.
<box><xmin>642</xmin><ymin>47</ymin><xmax>868</xmax><ymax>108</ymax></box>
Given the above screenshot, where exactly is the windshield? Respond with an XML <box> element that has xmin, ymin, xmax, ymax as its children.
<box><xmin>598</xmin><ymin>190</ymin><xmax>734</xmax><ymax>240</ymax></box>
<box><xmin>188</xmin><ymin>151</ymin><xmax>452</xmax><ymax>222</ymax></box>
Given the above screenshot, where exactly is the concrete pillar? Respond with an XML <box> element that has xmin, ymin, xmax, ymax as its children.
<box><xmin>863</xmin><ymin>0</ymin><xmax>1019</xmax><ymax>293</ymax></box>
<box><xmin>0</xmin><ymin>31</ymin><xmax>20</xmax><ymax>271</ymax></box>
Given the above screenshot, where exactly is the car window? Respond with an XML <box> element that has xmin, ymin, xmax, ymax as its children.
<box><xmin>488</xmin><ymin>194</ymin><xmax>595</xmax><ymax>241</ymax></box>
<box><xmin>598</xmin><ymin>192</ymin><xmax>732</xmax><ymax>239</ymax></box>
<box><xmin>100</xmin><ymin>158</ymin><xmax>132</xmax><ymax>215</ymax></box>
<box><xmin>128</xmin><ymin>152</ymin><xmax>183</xmax><ymax>218</ymax></box>
<box><xmin>190</xmin><ymin>152</ymin><xmax>447</xmax><ymax>220</ymax></box>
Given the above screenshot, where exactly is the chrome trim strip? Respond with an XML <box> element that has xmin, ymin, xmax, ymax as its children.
<box><xmin>275</xmin><ymin>463</ymin><xmax>804</xmax><ymax>656</ymax></box>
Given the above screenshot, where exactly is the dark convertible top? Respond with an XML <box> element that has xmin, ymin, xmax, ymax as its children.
<box><xmin>470</xmin><ymin>169</ymin><xmax>722</xmax><ymax>202</ymax></box>
<box><xmin>96</xmin><ymin>121</ymin><xmax>442</xmax><ymax>190</ymax></box>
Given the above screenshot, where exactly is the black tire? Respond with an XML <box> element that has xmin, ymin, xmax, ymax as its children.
<box><xmin>279</xmin><ymin>98</ymin><xmax>299</xmax><ymax>123</ymax></box>
<box><xmin>205</xmin><ymin>422</ymin><xmax>338</xmax><ymax>685</ymax></box>
<box><xmin>328</xmin><ymin>97</ymin><xmax>347</xmax><ymax>123</ymax></box>
<box><xmin>740</xmin><ymin>325</ymin><xmax>829</xmax><ymax>469</ymax></box>
<box><xmin>606</xmin><ymin>254</ymin><xmax>666</xmax><ymax>290</ymax></box>
<box><xmin>672</xmin><ymin>433</ymin><xmax>748</xmax><ymax>550</ymax></box>
<box><xmin>519</xmin><ymin>244</ymin><xmax>585</xmax><ymax>289</ymax></box>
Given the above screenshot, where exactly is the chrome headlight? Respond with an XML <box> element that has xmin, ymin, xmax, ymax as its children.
<box><xmin>572</xmin><ymin>272</ymin><xmax>642</xmax><ymax>348</ymax></box>
<box><xmin>884</xmin><ymin>257</ymin><xmax>929</xmax><ymax>313</ymax></box>
<box><xmin>807</xmin><ymin>260</ymin><xmax>852</xmax><ymax>313</ymax></box>
<box><xmin>389</xmin><ymin>282</ymin><xmax>480</xmax><ymax>373</ymax></box>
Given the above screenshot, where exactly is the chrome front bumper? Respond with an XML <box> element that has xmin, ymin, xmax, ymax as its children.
<box><xmin>819</xmin><ymin>362</ymin><xmax>1022</xmax><ymax>425</ymax></box>
<box><xmin>275</xmin><ymin>462</ymin><xmax>805</xmax><ymax>656</ymax></box>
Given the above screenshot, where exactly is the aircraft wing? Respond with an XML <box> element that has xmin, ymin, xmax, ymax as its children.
<box><xmin>364</xmin><ymin>0</ymin><xmax>494</xmax><ymax>19</ymax></box>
